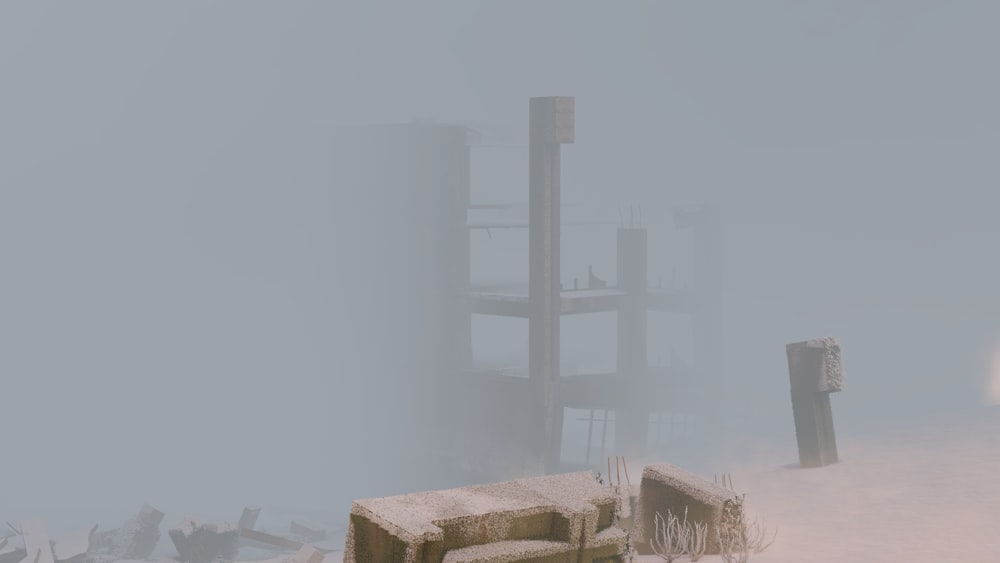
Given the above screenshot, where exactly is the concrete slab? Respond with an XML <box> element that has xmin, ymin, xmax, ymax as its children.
<box><xmin>18</xmin><ymin>520</ymin><xmax>54</xmax><ymax>563</ymax></box>
<box><xmin>344</xmin><ymin>471</ymin><xmax>623</xmax><ymax>563</ymax></box>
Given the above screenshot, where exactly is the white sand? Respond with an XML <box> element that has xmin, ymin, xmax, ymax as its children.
<box><xmin>638</xmin><ymin>407</ymin><xmax>1000</xmax><ymax>562</ymax></box>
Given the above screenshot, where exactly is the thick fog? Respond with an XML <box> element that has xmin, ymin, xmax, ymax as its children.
<box><xmin>3</xmin><ymin>0</ymin><xmax>1000</xmax><ymax>538</ymax></box>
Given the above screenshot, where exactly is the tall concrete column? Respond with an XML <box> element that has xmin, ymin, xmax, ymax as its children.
<box><xmin>428</xmin><ymin>125</ymin><xmax>474</xmax><ymax>486</ymax></box>
<box><xmin>676</xmin><ymin>205</ymin><xmax>724</xmax><ymax>461</ymax></box>
<box><xmin>528</xmin><ymin>96</ymin><xmax>574</xmax><ymax>474</ymax></box>
<box><xmin>615</xmin><ymin>227</ymin><xmax>649</xmax><ymax>458</ymax></box>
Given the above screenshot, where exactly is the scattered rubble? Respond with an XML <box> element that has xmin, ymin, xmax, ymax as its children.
<box><xmin>0</xmin><ymin>506</ymin><xmax>340</xmax><ymax>563</ymax></box>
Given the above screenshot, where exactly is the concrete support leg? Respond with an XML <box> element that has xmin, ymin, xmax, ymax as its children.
<box><xmin>528</xmin><ymin>97</ymin><xmax>574</xmax><ymax>474</ymax></box>
<box><xmin>615</xmin><ymin>227</ymin><xmax>649</xmax><ymax>459</ymax></box>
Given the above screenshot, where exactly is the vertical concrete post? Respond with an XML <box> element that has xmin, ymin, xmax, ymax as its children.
<box><xmin>675</xmin><ymin>205</ymin><xmax>724</xmax><ymax>461</ymax></box>
<box><xmin>428</xmin><ymin>125</ymin><xmax>474</xmax><ymax>484</ymax></box>
<box><xmin>786</xmin><ymin>337</ymin><xmax>844</xmax><ymax>468</ymax></box>
<box><xmin>529</xmin><ymin>96</ymin><xmax>574</xmax><ymax>474</ymax></box>
<box><xmin>615</xmin><ymin>227</ymin><xmax>649</xmax><ymax>458</ymax></box>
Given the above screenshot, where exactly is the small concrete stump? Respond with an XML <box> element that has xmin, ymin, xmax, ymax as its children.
<box><xmin>632</xmin><ymin>464</ymin><xmax>740</xmax><ymax>556</ymax></box>
<box><xmin>787</xmin><ymin>337</ymin><xmax>844</xmax><ymax>468</ymax></box>
<box><xmin>168</xmin><ymin>519</ymin><xmax>239</xmax><ymax>563</ymax></box>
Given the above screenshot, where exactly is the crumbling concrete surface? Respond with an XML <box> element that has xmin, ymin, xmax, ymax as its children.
<box><xmin>1</xmin><ymin>505</ymin><xmax>342</xmax><ymax>563</ymax></box>
<box><xmin>237</xmin><ymin>507</ymin><xmax>261</xmax><ymax>533</ymax></box>
<box><xmin>0</xmin><ymin>535</ymin><xmax>26</xmax><ymax>563</ymax></box>
<box><xmin>20</xmin><ymin>520</ymin><xmax>55</xmax><ymax>563</ymax></box>
<box><xmin>168</xmin><ymin>519</ymin><xmax>239</xmax><ymax>563</ymax></box>
<box><xmin>344</xmin><ymin>471</ymin><xmax>627</xmax><ymax>563</ymax></box>
<box><xmin>92</xmin><ymin>504</ymin><xmax>164</xmax><ymax>560</ymax></box>
<box><xmin>787</xmin><ymin>336</ymin><xmax>844</xmax><ymax>467</ymax></box>
<box><xmin>632</xmin><ymin>463</ymin><xmax>740</xmax><ymax>556</ymax></box>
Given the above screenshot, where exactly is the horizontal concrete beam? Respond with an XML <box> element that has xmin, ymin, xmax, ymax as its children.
<box><xmin>469</xmin><ymin>288</ymin><xmax>699</xmax><ymax>318</ymax></box>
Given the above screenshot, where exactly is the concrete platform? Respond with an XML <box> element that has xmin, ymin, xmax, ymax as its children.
<box><xmin>343</xmin><ymin>471</ymin><xmax>627</xmax><ymax>562</ymax></box>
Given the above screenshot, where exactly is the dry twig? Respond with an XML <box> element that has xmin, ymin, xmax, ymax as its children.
<box><xmin>652</xmin><ymin>510</ymin><xmax>688</xmax><ymax>562</ymax></box>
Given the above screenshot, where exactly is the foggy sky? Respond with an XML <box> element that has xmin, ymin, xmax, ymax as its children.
<box><xmin>2</xmin><ymin>0</ymin><xmax>999</xmax><ymax>535</ymax></box>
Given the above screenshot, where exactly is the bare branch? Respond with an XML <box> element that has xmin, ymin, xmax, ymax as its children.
<box><xmin>651</xmin><ymin>510</ymin><xmax>688</xmax><ymax>562</ymax></box>
<box><xmin>686</xmin><ymin>520</ymin><xmax>707</xmax><ymax>561</ymax></box>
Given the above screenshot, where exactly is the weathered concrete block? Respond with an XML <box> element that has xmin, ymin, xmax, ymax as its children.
<box><xmin>0</xmin><ymin>536</ymin><xmax>26</xmax><ymax>563</ymax></box>
<box><xmin>344</xmin><ymin>471</ymin><xmax>624</xmax><ymax>563</ymax></box>
<box><xmin>19</xmin><ymin>520</ymin><xmax>54</xmax><ymax>563</ymax></box>
<box><xmin>789</xmin><ymin>337</ymin><xmax>844</xmax><ymax>393</ymax></box>
<box><xmin>787</xmin><ymin>337</ymin><xmax>844</xmax><ymax>468</ymax></box>
<box><xmin>440</xmin><ymin>539</ymin><xmax>577</xmax><ymax>563</ymax></box>
<box><xmin>168</xmin><ymin>519</ymin><xmax>238</xmax><ymax>563</ymax></box>
<box><xmin>632</xmin><ymin>463</ymin><xmax>740</xmax><ymax>556</ymax></box>
<box><xmin>237</xmin><ymin>507</ymin><xmax>261</xmax><ymax>532</ymax></box>
<box><xmin>93</xmin><ymin>504</ymin><xmax>164</xmax><ymax>559</ymax></box>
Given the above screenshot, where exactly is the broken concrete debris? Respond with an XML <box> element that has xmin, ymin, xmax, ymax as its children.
<box><xmin>632</xmin><ymin>463</ymin><xmax>741</xmax><ymax>556</ymax></box>
<box><xmin>0</xmin><ymin>505</ymin><xmax>339</xmax><ymax>563</ymax></box>
<box><xmin>52</xmin><ymin>524</ymin><xmax>98</xmax><ymax>563</ymax></box>
<box><xmin>168</xmin><ymin>519</ymin><xmax>238</xmax><ymax>563</ymax></box>
<box><xmin>92</xmin><ymin>504</ymin><xmax>163</xmax><ymax>560</ymax></box>
<box><xmin>1</xmin><ymin>461</ymin><xmax>753</xmax><ymax>563</ymax></box>
<box><xmin>0</xmin><ymin>535</ymin><xmax>25</xmax><ymax>563</ymax></box>
<box><xmin>236</xmin><ymin>507</ymin><xmax>261</xmax><ymax>534</ymax></box>
<box><xmin>19</xmin><ymin>521</ymin><xmax>54</xmax><ymax>563</ymax></box>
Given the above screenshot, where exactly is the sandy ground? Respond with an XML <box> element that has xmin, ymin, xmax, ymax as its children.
<box><xmin>636</xmin><ymin>407</ymin><xmax>1000</xmax><ymax>562</ymax></box>
<box><xmin>321</xmin><ymin>407</ymin><xmax>999</xmax><ymax>562</ymax></box>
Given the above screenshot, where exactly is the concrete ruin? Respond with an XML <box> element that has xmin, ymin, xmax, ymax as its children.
<box><xmin>0</xmin><ymin>505</ymin><xmax>343</xmax><ymax>563</ymax></box>
<box><xmin>344</xmin><ymin>462</ymin><xmax>748</xmax><ymax>562</ymax></box>
<box><xmin>630</xmin><ymin>463</ymin><xmax>740</xmax><ymax>556</ymax></box>
<box><xmin>168</xmin><ymin>519</ymin><xmax>239</xmax><ymax>563</ymax></box>
<box><xmin>787</xmin><ymin>337</ymin><xmax>844</xmax><ymax>468</ymax></box>
<box><xmin>91</xmin><ymin>504</ymin><xmax>164</xmax><ymax>560</ymax></box>
<box><xmin>329</xmin><ymin>95</ymin><xmax>725</xmax><ymax>484</ymax></box>
<box><xmin>343</xmin><ymin>471</ymin><xmax>628</xmax><ymax>562</ymax></box>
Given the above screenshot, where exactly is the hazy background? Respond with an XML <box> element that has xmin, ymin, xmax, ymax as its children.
<box><xmin>2</xmin><ymin>0</ymin><xmax>999</xmax><ymax>537</ymax></box>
